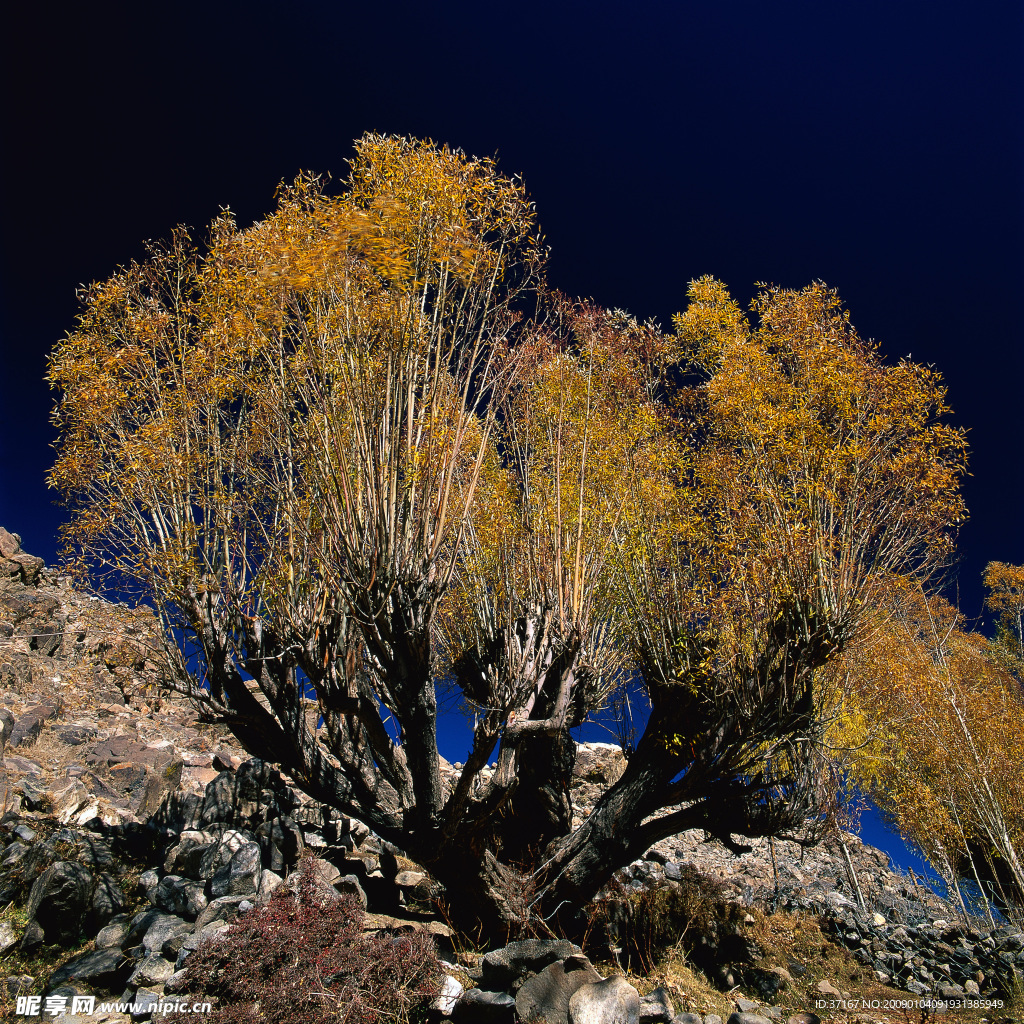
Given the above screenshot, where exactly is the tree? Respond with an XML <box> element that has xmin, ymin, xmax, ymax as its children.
<box><xmin>984</xmin><ymin>561</ymin><xmax>1024</xmax><ymax>674</ymax></box>
<box><xmin>840</xmin><ymin>588</ymin><xmax>1024</xmax><ymax>923</ymax></box>
<box><xmin>48</xmin><ymin>137</ymin><xmax>967</xmax><ymax>937</ymax></box>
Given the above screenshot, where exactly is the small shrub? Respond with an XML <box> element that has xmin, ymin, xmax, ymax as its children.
<box><xmin>168</xmin><ymin>861</ymin><xmax>442</xmax><ymax>1024</ymax></box>
<box><xmin>585</xmin><ymin>865</ymin><xmax>739</xmax><ymax>973</ymax></box>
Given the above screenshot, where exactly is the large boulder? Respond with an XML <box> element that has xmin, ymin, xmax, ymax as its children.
<box><xmin>453</xmin><ymin>988</ymin><xmax>516</xmax><ymax>1022</ymax></box>
<box><xmin>515</xmin><ymin>956</ymin><xmax>603</xmax><ymax>1024</ymax></box>
<box><xmin>567</xmin><ymin>976</ymin><xmax>641</xmax><ymax>1024</ymax></box>
<box><xmin>44</xmin><ymin>947</ymin><xmax>134</xmax><ymax>995</ymax></box>
<box><xmin>23</xmin><ymin>860</ymin><xmax>93</xmax><ymax>947</ymax></box>
<box><xmin>482</xmin><ymin>939</ymin><xmax>583</xmax><ymax>991</ymax></box>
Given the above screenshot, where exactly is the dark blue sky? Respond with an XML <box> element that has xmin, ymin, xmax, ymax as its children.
<box><xmin>2</xmin><ymin>1</ymin><xmax>1021</xmax><ymax>614</ymax></box>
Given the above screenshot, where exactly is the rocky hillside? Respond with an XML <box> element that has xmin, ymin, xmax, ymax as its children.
<box><xmin>0</xmin><ymin>528</ymin><xmax>1019</xmax><ymax>1024</ymax></box>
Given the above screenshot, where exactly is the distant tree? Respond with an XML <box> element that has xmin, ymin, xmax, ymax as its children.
<box><xmin>984</xmin><ymin>561</ymin><xmax>1024</xmax><ymax>674</ymax></box>
<box><xmin>840</xmin><ymin>587</ymin><xmax>1024</xmax><ymax>923</ymax></box>
<box><xmin>48</xmin><ymin>136</ymin><xmax>967</xmax><ymax>937</ymax></box>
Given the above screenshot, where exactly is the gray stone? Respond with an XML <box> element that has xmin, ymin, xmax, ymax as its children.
<box><xmin>131</xmin><ymin>986</ymin><xmax>162</xmax><ymax>1021</ymax></box>
<box><xmin>568</xmin><ymin>976</ymin><xmax>641</xmax><ymax>1024</ymax></box>
<box><xmin>154</xmin><ymin>875</ymin><xmax>208</xmax><ymax>918</ymax></box>
<box><xmin>672</xmin><ymin>1015</ymin><xmax>704</xmax><ymax>1024</ymax></box>
<box><xmin>55</xmin><ymin>723</ymin><xmax>98</xmax><ymax>746</ymax></box>
<box><xmin>334</xmin><ymin>873</ymin><xmax>367</xmax><ymax>908</ymax></box>
<box><xmin>137</xmin><ymin>868</ymin><xmax>161</xmax><ymax>901</ymax></box>
<box><xmin>638</xmin><ymin>986</ymin><xmax>675</xmax><ymax>1023</ymax></box>
<box><xmin>452</xmin><ymin>987</ymin><xmax>516</xmax><ymax>1022</ymax></box>
<box><xmin>128</xmin><ymin>954</ymin><xmax>176</xmax><ymax>987</ymax></box>
<box><xmin>785</xmin><ymin>1014</ymin><xmax>821</xmax><ymax>1024</ymax></box>
<box><xmin>131</xmin><ymin>911</ymin><xmax>190</xmax><ymax>954</ymax></box>
<box><xmin>164</xmin><ymin>969</ymin><xmax>190</xmax><ymax>994</ymax></box>
<box><xmin>0</xmin><ymin>920</ymin><xmax>18</xmax><ymax>953</ymax></box>
<box><xmin>95</xmin><ymin>917</ymin><xmax>130</xmax><ymax>949</ymax></box>
<box><xmin>727</xmin><ymin>1015</ymin><xmax>772</xmax><ymax>1024</ymax></box>
<box><xmin>516</xmin><ymin>956</ymin><xmax>603</xmax><ymax>1024</ymax></box>
<box><xmin>176</xmin><ymin>922</ymin><xmax>231</xmax><ymax>968</ymax></box>
<box><xmin>194</xmin><ymin>896</ymin><xmax>246</xmax><ymax>931</ymax></box>
<box><xmin>255</xmin><ymin>816</ymin><xmax>304</xmax><ymax>874</ymax></box>
<box><xmin>45</xmin><ymin>947</ymin><xmax>134</xmax><ymax>994</ymax></box>
<box><xmin>198</xmin><ymin>828</ymin><xmax>252</xmax><ymax>877</ymax></box>
<box><xmin>1</xmin><ymin>840</ymin><xmax>29</xmax><ymax>867</ymax></box>
<box><xmin>0</xmin><ymin>707</ymin><xmax>14</xmax><ymax>752</ymax></box>
<box><xmin>91</xmin><ymin>871</ymin><xmax>126</xmax><ymax>930</ymax></box>
<box><xmin>163</xmin><ymin>830</ymin><xmax>217</xmax><ymax>877</ymax></box>
<box><xmin>23</xmin><ymin>860</ymin><xmax>93</xmax><ymax>947</ymax></box>
<box><xmin>210</xmin><ymin>839</ymin><xmax>262</xmax><ymax>897</ymax></box>
<box><xmin>482</xmin><ymin>939</ymin><xmax>583</xmax><ymax>990</ymax></box>
<box><xmin>6</xmin><ymin>974</ymin><xmax>35</xmax><ymax>997</ymax></box>
<box><xmin>258</xmin><ymin>868</ymin><xmax>284</xmax><ymax>898</ymax></box>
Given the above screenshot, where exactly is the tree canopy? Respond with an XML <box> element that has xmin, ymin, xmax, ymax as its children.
<box><xmin>49</xmin><ymin>134</ymin><xmax>970</xmax><ymax>937</ymax></box>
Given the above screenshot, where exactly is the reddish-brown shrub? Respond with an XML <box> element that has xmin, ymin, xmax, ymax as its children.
<box><xmin>168</xmin><ymin>864</ymin><xmax>442</xmax><ymax>1023</ymax></box>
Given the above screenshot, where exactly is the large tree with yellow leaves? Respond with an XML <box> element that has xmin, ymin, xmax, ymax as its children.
<box><xmin>48</xmin><ymin>135</ymin><xmax>967</xmax><ymax>936</ymax></box>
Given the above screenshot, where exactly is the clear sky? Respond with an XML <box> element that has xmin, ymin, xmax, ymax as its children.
<box><xmin>2</xmin><ymin>0</ymin><xmax>1022</xmax><ymax>874</ymax></box>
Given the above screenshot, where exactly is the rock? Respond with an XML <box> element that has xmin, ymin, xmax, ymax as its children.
<box><xmin>395</xmin><ymin>869</ymin><xmax>426</xmax><ymax>887</ymax></box>
<box><xmin>785</xmin><ymin>1015</ymin><xmax>821</xmax><ymax>1024</ymax></box>
<box><xmin>8</xmin><ymin>703</ymin><xmax>59</xmax><ymax>748</ymax></box>
<box><xmin>814</xmin><ymin>979</ymin><xmax>841</xmax><ymax>997</ymax></box>
<box><xmin>638</xmin><ymin>986</ymin><xmax>675</xmax><ymax>1023</ymax></box>
<box><xmin>131</xmin><ymin>986</ymin><xmax>162</xmax><ymax>1021</ymax></box>
<box><xmin>155</xmin><ymin>875</ymin><xmax>208</xmax><ymax>918</ymax></box>
<box><xmin>128</xmin><ymin>954</ymin><xmax>176</xmax><ymax>987</ymax></box>
<box><xmin>516</xmin><ymin>956</ymin><xmax>603</xmax><ymax>1024</ymax></box>
<box><xmin>334</xmin><ymin>874</ymin><xmax>368</xmax><ymax>908</ymax></box>
<box><xmin>198</xmin><ymin>758</ymin><xmax>297</xmax><ymax>831</ymax></box>
<box><xmin>727</xmin><ymin>1015</ymin><xmax>772</xmax><ymax>1024</ymax></box>
<box><xmin>6</xmin><ymin>974</ymin><xmax>35</xmax><ymax>997</ymax></box>
<box><xmin>0</xmin><ymin>528</ymin><xmax>21</xmax><ymax>558</ymax></box>
<box><xmin>55</xmin><ymin>723</ymin><xmax>98</xmax><ymax>746</ymax></box>
<box><xmin>259</xmin><ymin>868</ymin><xmax>284</xmax><ymax>897</ymax></box>
<box><xmin>165</xmin><ymin>969</ymin><xmax>190</xmax><ymax>994</ymax></box>
<box><xmin>482</xmin><ymin>939</ymin><xmax>583</xmax><ymax>990</ymax></box>
<box><xmin>23</xmin><ymin>860</ymin><xmax>93</xmax><ymax>947</ymax></box>
<box><xmin>176</xmin><ymin>922</ymin><xmax>231</xmax><ymax>968</ymax></box>
<box><xmin>193</xmin><ymin>895</ymin><xmax>246</xmax><ymax>931</ymax></box>
<box><xmin>50</xmin><ymin>778</ymin><xmax>90</xmax><ymax>821</ymax></box>
<box><xmin>568</xmin><ymin>976</ymin><xmax>641</xmax><ymax>1024</ymax></box>
<box><xmin>91</xmin><ymin>871</ymin><xmax>126</xmax><ymax>930</ymax></box>
<box><xmin>125</xmin><ymin>909</ymin><xmax>191</xmax><ymax>954</ymax></box>
<box><xmin>672</xmin><ymin>1015</ymin><xmax>704</xmax><ymax>1024</ymax></box>
<box><xmin>210</xmin><ymin>838</ymin><xmax>262</xmax><ymax>897</ymax></box>
<box><xmin>0</xmin><ymin>707</ymin><xmax>15</xmax><ymax>751</ymax></box>
<box><xmin>433</xmin><ymin>974</ymin><xmax>465</xmax><ymax>1015</ymax></box>
<box><xmin>137</xmin><ymin>868</ymin><xmax>161</xmax><ymax>902</ymax></box>
<box><xmin>452</xmin><ymin>987</ymin><xmax>517</xmax><ymax>1022</ymax></box>
<box><xmin>45</xmin><ymin>947</ymin><xmax>134</xmax><ymax>994</ymax></box>
<box><xmin>735</xmin><ymin>1000</ymin><xmax>761</xmax><ymax>1014</ymax></box>
<box><xmin>255</xmin><ymin>816</ymin><xmax>304</xmax><ymax>874</ymax></box>
<box><xmin>0</xmin><ymin>919</ymin><xmax>18</xmax><ymax>953</ymax></box>
<box><xmin>198</xmin><ymin>828</ymin><xmax>253</xmax><ymax>877</ymax></box>
<box><xmin>163</xmin><ymin>830</ymin><xmax>217</xmax><ymax>877</ymax></box>
<box><xmin>95</xmin><ymin>917</ymin><xmax>130</xmax><ymax>949</ymax></box>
